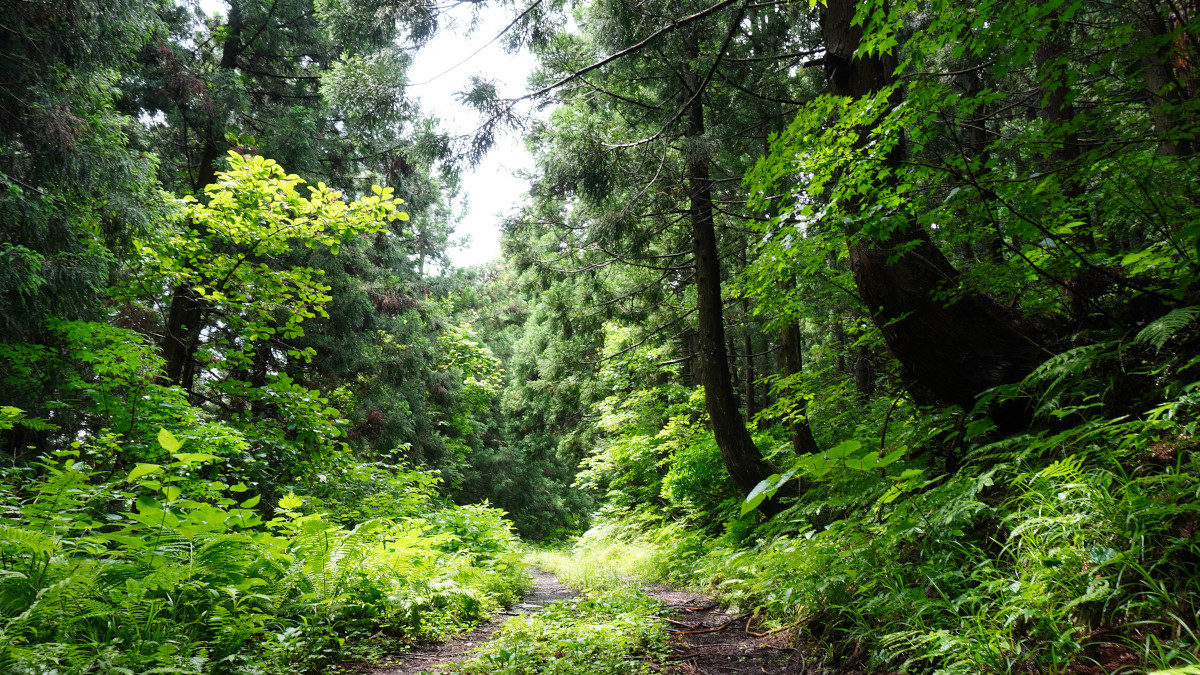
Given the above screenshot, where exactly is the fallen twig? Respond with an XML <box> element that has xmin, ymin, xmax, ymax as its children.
<box><xmin>744</xmin><ymin>611</ymin><xmax>759</xmax><ymax>636</ymax></box>
<box><xmin>746</xmin><ymin>618</ymin><xmax>806</xmax><ymax>638</ymax></box>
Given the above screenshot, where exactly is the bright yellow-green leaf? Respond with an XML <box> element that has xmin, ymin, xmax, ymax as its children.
<box><xmin>158</xmin><ymin>428</ymin><xmax>183</xmax><ymax>453</ymax></box>
<box><xmin>171</xmin><ymin>452</ymin><xmax>217</xmax><ymax>465</ymax></box>
<box><xmin>278</xmin><ymin>492</ymin><xmax>304</xmax><ymax>510</ymax></box>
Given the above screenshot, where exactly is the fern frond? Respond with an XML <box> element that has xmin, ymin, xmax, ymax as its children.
<box><xmin>1037</xmin><ymin>454</ymin><xmax>1086</xmax><ymax>481</ymax></box>
<box><xmin>0</xmin><ymin>524</ymin><xmax>60</xmax><ymax>558</ymax></box>
<box><xmin>9</xmin><ymin>564</ymin><xmax>101</xmax><ymax>630</ymax></box>
<box><xmin>1022</xmin><ymin>341</ymin><xmax>1116</xmax><ymax>415</ymax></box>
<box><xmin>1025</xmin><ymin>342</ymin><xmax>1113</xmax><ymax>390</ymax></box>
<box><xmin>1135</xmin><ymin>306</ymin><xmax>1200</xmax><ymax>351</ymax></box>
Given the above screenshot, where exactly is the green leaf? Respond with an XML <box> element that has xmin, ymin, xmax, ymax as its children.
<box><xmin>741</xmin><ymin>475</ymin><xmax>779</xmax><ymax>515</ymax></box>
<box><xmin>171</xmin><ymin>452</ymin><xmax>217</xmax><ymax>466</ymax></box>
<box><xmin>278</xmin><ymin>492</ymin><xmax>304</xmax><ymax>510</ymax></box>
<box><xmin>158</xmin><ymin>428</ymin><xmax>183</xmax><ymax>453</ymax></box>
<box><xmin>826</xmin><ymin>439</ymin><xmax>862</xmax><ymax>459</ymax></box>
<box><xmin>846</xmin><ymin>451</ymin><xmax>879</xmax><ymax>471</ymax></box>
<box><xmin>1135</xmin><ymin>306</ymin><xmax>1200</xmax><ymax>351</ymax></box>
<box><xmin>877</xmin><ymin>447</ymin><xmax>906</xmax><ymax>468</ymax></box>
<box><xmin>240</xmin><ymin>494</ymin><xmax>261</xmax><ymax>508</ymax></box>
<box><xmin>128</xmin><ymin>463</ymin><xmax>162</xmax><ymax>481</ymax></box>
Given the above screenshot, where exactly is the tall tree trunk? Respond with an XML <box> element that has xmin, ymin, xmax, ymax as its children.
<box><xmin>160</xmin><ymin>4</ymin><xmax>243</xmax><ymax>389</ymax></box>
<box><xmin>1132</xmin><ymin>0</ymin><xmax>1194</xmax><ymax>156</ymax></box>
<box><xmin>821</xmin><ymin>0</ymin><xmax>1048</xmax><ymax>428</ymax></box>
<box><xmin>682</xmin><ymin>27</ymin><xmax>779</xmax><ymax>507</ymax></box>
<box><xmin>847</xmin><ymin>307</ymin><xmax>875</xmax><ymax>401</ymax></box>
<box><xmin>743</xmin><ymin>300</ymin><xmax>756</xmax><ymax>425</ymax></box>
<box><xmin>1034</xmin><ymin>0</ymin><xmax>1096</xmax><ymax>255</ymax></box>
<box><xmin>741</xmin><ymin>240</ymin><xmax>756</xmax><ymax>424</ymax></box>
<box><xmin>159</xmin><ymin>285</ymin><xmax>203</xmax><ymax>389</ymax></box>
<box><xmin>780</xmin><ymin>320</ymin><xmax>820</xmax><ymax>457</ymax></box>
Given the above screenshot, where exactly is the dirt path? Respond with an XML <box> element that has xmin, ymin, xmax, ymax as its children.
<box><xmin>357</xmin><ymin>568</ymin><xmax>829</xmax><ymax>675</ymax></box>
<box><xmin>359</xmin><ymin>567</ymin><xmax>577</xmax><ymax>674</ymax></box>
<box><xmin>647</xmin><ymin>584</ymin><xmax>834</xmax><ymax>675</ymax></box>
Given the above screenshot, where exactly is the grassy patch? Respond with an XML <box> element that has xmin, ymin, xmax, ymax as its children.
<box><xmin>525</xmin><ymin>524</ymin><xmax>677</xmax><ymax>591</ymax></box>
<box><xmin>447</xmin><ymin>551</ymin><xmax>668</xmax><ymax>675</ymax></box>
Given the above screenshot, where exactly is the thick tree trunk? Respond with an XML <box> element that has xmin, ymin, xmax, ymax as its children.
<box><xmin>852</xmin><ymin>345</ymin><xmax>875</xmax><ymax>402</ymax></box>
<box><xmin>847</xmin><ymin>308</ymin><xmax>875</xmax><ymax>401</ymax></box>
<box><xmin>834</xmin><ymin>312</ymin><xmax>847</xmax><ymax>373</ymax></box>
<box><xmin>160</xmin><ymin>284</ymin><xmax>204</xmax><ymax>389</ymax></box>
<box><xmin>682</xmin><ymin>28</ymin><xmax>779</xmax><ymax>508</ymax></box>
<box><xmin>822</xmin><ymin>0</ymin><xmax>1047</xmax><ymax>427</ymax></box>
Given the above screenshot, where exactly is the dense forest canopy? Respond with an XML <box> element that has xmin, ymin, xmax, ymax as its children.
<box><xmin>3</xmin><ymin>0</ymin><xmax>1200</xmax><ymax>673</ymax></box>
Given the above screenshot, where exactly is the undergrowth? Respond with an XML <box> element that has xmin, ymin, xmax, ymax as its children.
<box><xmin>0</xmin><ymin>423</ymin><xmax>527</xmax><ymax>675</ymax></box>
<box><xmin>525</xmin><ymin>529</ymin><xmax>675</xmax><ymax>591</ymax></box>
<box><xmin>561</xmin><ymin>330</ymin><xmax>1200</xmax><ymax>674</ymax></box>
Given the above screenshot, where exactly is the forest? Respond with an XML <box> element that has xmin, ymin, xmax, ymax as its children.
<box><xmin>2</xmin><ymin>0</ymin><xmax>1200</xmax><ymax>673</ymax></box>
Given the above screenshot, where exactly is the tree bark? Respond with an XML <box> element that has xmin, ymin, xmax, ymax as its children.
<box><xmin>743</xmin><ymin>302</ymin><xmax>756</xmax><ymax>425</ymax></box>
<box><xmin>682</xmin><ymin>27</ymin><xmax>780</xmax><ymax>508</ymax></box>
<box><xmin>159</xmin><ymin>4</ymin><xmax>243</xmax><ymax>389</ymax></box>
<box><xmin>1034</xmin><ymin>0</ymin><xmax>1096</xmax><ymax>255</ymax></box>
<box><xmin>1132</xmin><ymin>0</ymin><xmax>1194</xmax><ymax>156</ymax></box>
<box><xmin>780</xmin><ymin>320</ymin><xmax>820</xmax><ymax>457</ymax></box>
<box><xmin>821</xmin><ymin>0</ymin><xmax>1048</xmax><ymax>428</ymax></box>
<box><xmin>160</xmin><ymin>284</ymin><xmax>203</xmax><ymax>389</ymax></box>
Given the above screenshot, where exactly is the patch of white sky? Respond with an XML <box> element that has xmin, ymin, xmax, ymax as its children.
<box><xmin>196</xmin><ymin>0</ymin><xmax>542</xmax><ymax>268</ymax></box>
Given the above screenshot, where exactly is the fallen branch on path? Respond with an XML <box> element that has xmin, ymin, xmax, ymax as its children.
<box><xmin>744</xmin><ymin>612</ymin><xmax>808</xmax><ymax>638</ymax></box>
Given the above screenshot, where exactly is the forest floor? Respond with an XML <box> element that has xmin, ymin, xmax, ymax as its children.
<box><xmin>355</xmin><ymin>567</ymin><xmax>839</xmax><ymax>675</ymax></box>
